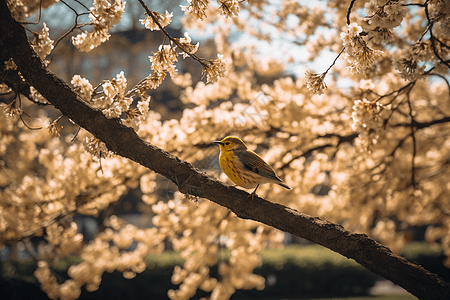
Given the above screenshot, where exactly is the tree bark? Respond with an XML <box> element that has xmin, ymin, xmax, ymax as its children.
<box><xmin>1</xmin><ymin>1</ymin><xmax>449</xmax><ymax>299</ymax></box>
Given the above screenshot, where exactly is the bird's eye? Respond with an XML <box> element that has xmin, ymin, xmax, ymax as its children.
<box><xmin>225</xmin><ymin>142</ymin><xmax>230</xmax><ymax>145</ymax></box>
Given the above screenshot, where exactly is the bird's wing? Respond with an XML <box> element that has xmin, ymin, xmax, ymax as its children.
<box><xmin>236</xmin><ymin>150</ymin><xmax>282</xmax><ymax>182</ymax></box>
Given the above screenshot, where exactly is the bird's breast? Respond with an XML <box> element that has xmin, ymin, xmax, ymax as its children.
<box><xmin>219</xmin><ymin>152</ymin><xmax>244</xmax><ymax>186</ymax></box>
<box><xmin>219</xmin><ymin>151</ymin><xmax>259</xmax><ymax>189</ymax></box>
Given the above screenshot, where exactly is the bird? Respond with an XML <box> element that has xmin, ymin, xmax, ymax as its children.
<box><xmin>213</xmin><ymin>136</ymin><xmax>291</xmax><ymax>199</ymax></box>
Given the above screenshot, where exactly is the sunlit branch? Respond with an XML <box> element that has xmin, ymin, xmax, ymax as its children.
<box><xmin>281</xmin><ymin>133</ymin><xmax>358</xmax><ymax>169</ymax></box>
<box><xmin>394</xmin><ymin>116</ymin><xmax>450</xmax><ymax>129</ymax></box>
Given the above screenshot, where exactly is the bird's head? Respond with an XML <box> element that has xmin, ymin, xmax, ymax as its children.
<box><xmin>213</xmin><ymin>136</ymin><xmax>248</xmax><ymax>152</ymax></box>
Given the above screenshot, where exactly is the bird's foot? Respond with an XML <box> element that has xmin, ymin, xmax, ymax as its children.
<box><xmin>246</xmin><ymin>191</ymin><xmax>257</xmax><ymax>201</ymax></box>
<box><xmin>246</xmin><ymin>184</ymin><xmax>259</xmax><ymax>201</ymax></box>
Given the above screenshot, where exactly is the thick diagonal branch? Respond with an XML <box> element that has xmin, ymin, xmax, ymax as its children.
<box><xmin>0</xmin><ymin>2</ymin><xmax>449</xmax><ymax>299</ymax></box>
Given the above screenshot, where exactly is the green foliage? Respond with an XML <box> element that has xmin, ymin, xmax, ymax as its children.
<box><xmin>400</xmin><ymin>241</ymin><xmax>443</xmax><ymax>259</ymax></box>
<box><xmin>400</xmin><ymin>242</ymin><xmax>449</xmax><ymax>282</ymax></box>
<box><xmin>245</xmin><ymin>245</ymin><xmax>379</xmax><ymax>298</ymax></box>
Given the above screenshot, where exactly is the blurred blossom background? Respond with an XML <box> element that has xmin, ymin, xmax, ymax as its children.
<box><xmin>1</xmin><ymin>0</ymin><xmax>450</xmax><ymax>299</ymax></box>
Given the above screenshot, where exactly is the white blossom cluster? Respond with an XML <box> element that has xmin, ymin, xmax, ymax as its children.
<box><xmin>341</xmin><ymin>22</ymin><xmax>383</xmax><ymax>74</ymax></box>
<box><xmin>71</xmin><ymin>75</ymin><xmax>94</xmax><ymax>101</ymax></box>
<box><xmin>130</xmin><ymin>72</ymin><xmax>167</xmax><ymax>97</ymax></box>
<box><xmin>4</xmin><ymin>58</ymin><xmax>17</xmax><ymax>70</ymax></box>
<box><xmin>6</xmin><ymin>0</ymin><xmax>59</xmax><ymax>19</ymax></box>
<box><xmin>180</xmin><ymin>0</ymin><xmax>210</xmax><ymax>20</ymax></box>
<box><xmin>304</xmin><ymin>70</ymin><xmax>327</xmax><ymax>95</ymax></box>
<box><xmin>180</xmin><ymin>0</ymin><xmax>241</xmax><ymax>20</ymax></box>
<box><xmin>351</xmin><ymin>98</ymin><xmax>391</xmax><ymax>149</ymax></box>
<box><xmin>123</xmin><ymin>95</ymin><xmax>151</xmax><ymax>132</ymax></box>
<box><xmin>218</xmin><ymin>0</ymin><xmax>240</xmax><ymax>18</ymax></box>
<box><xmin>30</xmin><ymin>23</ymin><xmax>54</xmax><ymax>60</ymax></box>
<box><xmin>146</xmin><ymin>35</ymin><xmax>225</xmax><ymax>83</ymax></box>
<box><xmin>35</xmin><ymin>219</ymin><xmax>165</xmax><ymax>300</ymax></box>
<box><xmin>30</xmin><ymin>86</ymin><xmax>49</xmax><ymax>104</ymax></box>
<box><xmin>85</xmin><ymin>136</ymin><xmax>115</xmax><ymax>160</ymax></box>
<box><xmin>177</xmin><ymin>32</ymin><xmax>200</xmax><ymax>59</ymax></box>
<box><xmin>148</xmin><ymin>194</ymin><xmax>283</xmax><ymax>300</ymax></box>
<box><xmin>139</xmin><ymin>7</ymin><xmax>226</xmax><ymax>84</ymax></box>
<box><xmin>412</xmin><ymin>41</ymin><xmax>434</xmax><ymax>64</ymax></box>
<box><xmin>428</xmin><ymin>0</ymin><xmax>450</xmax><ymax>36</ymax></box>
<box><xmin>150</xmin><ymin>45</ymin><xmax>179</xmax><ymax>75</ymax></box>
<box><xmin>392</xmin><ymin>48</ymin><xmax>426</xmax><ymax>81</ymax></box>
<box><xmin>140</xmin><ymin>10</ymin><xmax>173</xmax><ymax>30</ymax></box>
<box><xmin>97</xmin><ymin>71</ymin><xmax>131</xmax><ymax>118</ymax></box>
<box><xmin>365</xmin><ymin>0</ymin><xmax>407</xmax><ymax>44</ymax></box>
<box><xmin>47</xmin><ymin>116</ymin><xmax>63</xmax><ymax>137</ymax></box>
<box><xmin>0</xmin><ymin>100</ymin><xmax>22</xmax><ymax>120</ymax></box>
<box><xmin>0</xmin><ymin>83</ymin><xmax>11</xmax><ymax>94</ymax></box>
<box><xmin>202</xmin><ymin>54</ymin><xmax>227</xmax><ymax>83</ymax></box>
<box><xmin>71</xmin><ymin>72</ymin><xmax>151</xmax><ymax>132</ymax></box>
<box><xmin>72</xmin><ymin>0</ymin><xmax>125</xmax><ymax>52</ymax></box>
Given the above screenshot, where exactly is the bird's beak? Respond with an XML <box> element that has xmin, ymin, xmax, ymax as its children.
<box><xmin>213</xmin><ymin>141</ymin><xmax>224</xmax><ymax>146</ymax></box>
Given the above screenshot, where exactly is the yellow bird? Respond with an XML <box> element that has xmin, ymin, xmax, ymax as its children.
<box><xmin>213</xmin><ymin>136</ymin><xmax>291</xmax><ymax>198</ymax></box>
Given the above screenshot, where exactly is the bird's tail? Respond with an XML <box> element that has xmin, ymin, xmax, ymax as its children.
<box><xmin>278</xmin><ymin>182</ymin><xmax>292</xmax><ymax>190</ymax></box>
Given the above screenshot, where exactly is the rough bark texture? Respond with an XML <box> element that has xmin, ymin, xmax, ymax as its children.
<box><xmin>1</xmin><ymin>1</ymin><xmax>449</xmax><ymax>299</ymax></box>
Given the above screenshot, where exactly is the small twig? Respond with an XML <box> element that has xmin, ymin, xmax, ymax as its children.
<box><xmin>325</xmin><ymin>47</ymin><xmax>345</xmax><ymax>74</ymax></box>
<box><xmin>19</xmin><ymin>114</ymin><xmax>42</xmax><ymax>130</ymax></box>
<box><xmin>383</xmin><ymin>81</ymin><xmax>416</xmax><ymax>125</ymax></box>
<box><xmin>53</xmin><ymin>22</ymin><xmax>91</xmax><ymax>49</ymax></box>
<box><xmin>281</xmin><ymin>133</ymin><xmax>358</xmax><ymax>169</ymax></box>
<box><xmin>406</xmin><ymin>97</ymin><xmax>417</xmax><ymax>187</ymax></box>
<box><xmin>138</xmin><ymin>0</ymin><xmax>209</xmax><ymax>67</ymax></box>
<box><xmin>424</xmin><ymin>1</ymin><xmax>450</xmax><ymax>69</ymax></box>
<box><xmin>417</xmin><ymin>23</ymin><xmax>431</xmax><ymax>42</ymax></box>
<box><xmin>369</xmin><ymin>134</ymin><xmax>409</xmax><ymax>173</ymax></box>
<box><xmin>99</xmin><ymin>152</ymin><xmax>104</xmax><ymax>174</ymax></box>
<box><xmin>402</xmin><ymin>3</ymin><xmax>426</xmax><ymax>7</ymax></box>
<box><xmin>426</xmin><ymin>73</ymin><xmax>450</xmax><ymax>98</ymax></box>
<box><xmin>73</xmin><ymin>0</ymin><xmax>93</xmax><ymax>14</ymax></box>
<box><xmin>71</xmin><ymin>126</ymin><xmax>82</xmax><ymax>142</ymax></box>
<box><xmin>20</xmin><ymin>0</ymin><xmax>43</xmax><ymax>25</ymax></box>
<box><xmin>346</xmin><ymin>0</ymin><xmax>357</xmax><ymax>25</ymax></box>
<box><xmin>72</xmin><ymin>0</ymin><xmax>101</xmax><ymax>23</ymax></box>
<box><xmin>14</xmin><ymin>92</ymin><xmax>43</xmax><ymax>130</ymax></box>
<box><xmin>393</xmin><ymin>116</ymin><xmax>450</xmax><ymax>129</ymax></box>
<box><xmin>53</xmin><ymin>0</ymin><xmax>93</xmax><ymax>50</ymax></box>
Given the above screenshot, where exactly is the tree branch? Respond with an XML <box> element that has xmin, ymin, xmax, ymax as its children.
<box><xmin>1</xmin><ymin>1</ymin><xmax>449</xmax><ymax>299</ymax></box>
<box><xmin>281</xmin><ymin>133</ymin><xmax>358</xmax><ymax>169</ymax></box>
<box><xmin>394</xmin><ymin>116</ymin><xmax>450</xmax><ymax>129</ymax></box>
